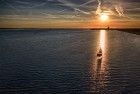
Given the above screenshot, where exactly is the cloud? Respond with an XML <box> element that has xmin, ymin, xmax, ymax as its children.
<box><xmin>57</xmin><ymin>0</ymin><xmax>91</xmax><ymax>15</ymax></box>
<box><xmin>0</xmin><ymin>0</ymin><xmax>139</xmax><ymax>21</ymax></box>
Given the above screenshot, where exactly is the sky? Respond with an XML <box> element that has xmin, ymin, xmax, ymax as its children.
<box><xmin>0</xmin><ymin>0</ymin><xmax>140</xmax><ymax>28</ymax></box>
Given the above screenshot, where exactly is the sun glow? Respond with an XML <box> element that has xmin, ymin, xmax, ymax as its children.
<box><xmin>100</xmin><ymin>13</ymin><xmax>109</xmax><ymax>22</ymax></box>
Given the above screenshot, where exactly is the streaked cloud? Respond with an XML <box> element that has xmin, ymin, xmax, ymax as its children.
<box><xmin>0</xmin><ymin>0</ymin><xmax>139</xmax><ymax>28</ymax></box>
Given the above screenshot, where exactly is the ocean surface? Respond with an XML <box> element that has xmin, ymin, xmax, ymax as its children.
<box><xmin>0</xmin><ymin>29</ymin><xmax>140</xmax><ymax>94</ymax></box>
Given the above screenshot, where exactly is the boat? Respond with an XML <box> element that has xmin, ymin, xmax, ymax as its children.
<box><xmin>97</xmin><ymin>48</ymin><xmax>102</xmax><ymax>57</ymax></box>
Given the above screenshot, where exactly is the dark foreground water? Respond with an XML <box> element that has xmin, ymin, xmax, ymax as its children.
<box><xmin>0</xmin><ymin>29</ymin><xmax>140</xmax><ymax>94</ymax></box>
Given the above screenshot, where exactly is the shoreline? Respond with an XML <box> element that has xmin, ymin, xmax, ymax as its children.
<box><xmin>0</xmin><ymin>28</ymin><xmax>139</xmax><ymax>35</ymax></box>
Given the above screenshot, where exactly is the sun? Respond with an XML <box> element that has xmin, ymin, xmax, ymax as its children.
<box><xmin>100</xmin><ymin>13</ymin><xmax>109</xmax><ymax>22</ymax></box>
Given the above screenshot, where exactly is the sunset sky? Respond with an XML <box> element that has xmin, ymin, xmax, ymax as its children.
<box><xmin>0</xmin><ymin>0</ymin><xmax>140</xmax><ymax>28</ymax></box>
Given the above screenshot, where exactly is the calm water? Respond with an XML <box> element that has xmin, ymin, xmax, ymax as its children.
<box><xmin>0</xmin><ymin>29</ymin><xmax>140</xmax><ymax>94</ymax></box>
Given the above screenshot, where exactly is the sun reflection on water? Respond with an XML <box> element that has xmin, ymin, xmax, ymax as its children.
<box><xmin>90</xmin><ymin>30</ymin><xmax>109</xmax><ymax>93</ymax></box>
<box><xmin>100</xmin><ymin>30</ymin><xmax>106</xmax><ymax>52</ymax></box>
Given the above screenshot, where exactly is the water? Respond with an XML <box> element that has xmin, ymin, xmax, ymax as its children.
<box><xmin>0</xmin><ymin>29</ymin><xmax>140</xmax><ymax>94</ymax></box>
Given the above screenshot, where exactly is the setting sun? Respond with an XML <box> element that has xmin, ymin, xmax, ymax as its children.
<box><xmin>100</xmin><ymin>13</ymin><xmax>109</xmax><ymax>22</ymax></box>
